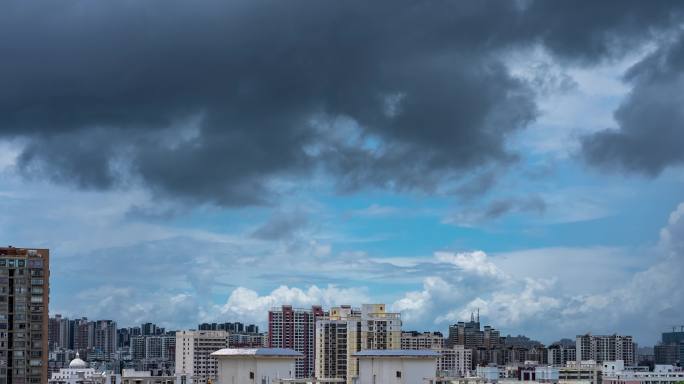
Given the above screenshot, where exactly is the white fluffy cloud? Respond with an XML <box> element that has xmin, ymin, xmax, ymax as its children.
<box><xmin>210</xmin><ymin>285</ymin><xmax>370</xmax><ymax>324</ymax></box>
<box><xmin>435</xmin><ymin>250</ymin><xmax>506</xmax><ymax>279</ymax></box>
<box><xmin>395</xmin><ymin>203</ymin><xmax>684</xmax><ymax>342</ymax></box>
<box><xmin>560</xmin><ymin>203</ymin><xmax>684</xmax><ymax>331</ymax></box>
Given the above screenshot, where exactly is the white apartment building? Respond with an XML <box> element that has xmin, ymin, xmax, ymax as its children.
<box><xmin>401</xmin><ymin>331</ymin><xmax>470</xmax><ymax>377</ymax></box>
<box><xmin>576</xmin><ymin>335</ymin><xmax>635</xmax><ymax>365</ymax></box>
<box><xmin>401</xmin><ymin>331</ymin><xmax>445</xmax><ymax>350</ymax></box>
<box><xmin>476</xmin><ymin>366</ymin><xmax>503</xmax><ymax>382</ymax></box>
<box><xmin>559</xmin><ymin>360</ymin><xmax>602</xmax><ymax>384</ymax></box>
<box><xmin>175</xmin><ymin>330</ymin><xmax>229</xmax><ymax>384</ymax></box>
<box><xmin>548</xmin><ymin>345</ymin><xmax>577</xmax><ymax>367</ymax></box>
<box><xmin>602</xmin><ymin>361</ymin><xmax>684</xmax><ymax>384</ymax></box>
<box><xmin>438</xmin><ymin>346</ymin><xmax>472</xmax><ymax>377</ymax></box>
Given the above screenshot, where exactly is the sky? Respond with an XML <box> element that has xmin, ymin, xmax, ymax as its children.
<box><xmin>1</xmin><ymin>0</ymin><xmax>684</xmax><ymax>346</ymax></box>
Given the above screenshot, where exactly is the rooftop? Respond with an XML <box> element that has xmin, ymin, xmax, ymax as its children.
<box><xmin>211</xmin><ymin>348</ymin><xmax>303</xmax><ymax>358</ymax></box>
<box><xmin>353</xmin><ymin>349</ymin><xmax>440</xmax><ymax>358</ymax></box>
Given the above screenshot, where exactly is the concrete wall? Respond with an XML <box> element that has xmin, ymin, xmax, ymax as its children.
<box><xmin>215</xmin><ymin>357</ymin><xmax>296</xmax><ymax>384</ymax></box>
<box><xmin>356</xmin><ymin>357</ymin><xmax>436</xmax><ymax>384</ymax></box>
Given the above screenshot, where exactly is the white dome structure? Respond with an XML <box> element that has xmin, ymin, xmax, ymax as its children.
<box><xmin>68</xmin><ymin>352</ymin><xmax>88</xmax><ymax>369</ymax></box>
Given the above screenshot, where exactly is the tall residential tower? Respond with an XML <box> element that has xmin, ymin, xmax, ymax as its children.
<box><xmin>268</xmin><ymin>305</ymin><xmax>325</xmax><ymax>378</ymax></box>
<box><xmin>0</xmin><ymin>246</ymin><xmax>50</xmax><ymax>384</ymax></box>
<box><xmin>315</xmin><ymin>304</ymin><xmax>401</xmax><ymax>384</ymax></box>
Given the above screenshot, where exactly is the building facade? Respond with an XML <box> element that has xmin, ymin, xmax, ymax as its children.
<box><xmin>576</xmin><ymin>334</ymin><xmax>636</xmax><ymax>365</ymax></box>
<box><xmin>353</xmin><ymin>349</ymin><xmax>439</xmax><ymax>384</ymax></box>
<box><xmin>315</xmin><ymin>304</ymin><xmax>401</xmax><ymax>384</ymax></box>
<box><xmin>268</xmin><ymin>305</ymin><xmax>325</xmax><ymax>378</ymax></box>
<box><xmin>401</xmin><ymin>331</ymin><xmax>444</xmax><ymax>350</ymax></box>
<box><xmin>655</xmin><ymin>328</ymin><xmax>684</xmax><ymax>365</ymax></box>
<box><xmin>175</xmin><ymin>330</ymin><xmax>229</xmax><ymax>384</ymax></box>
<box><xmin>548</xmin><ymin>343</ymin><xmax>576</xmax><ymax>366</ymax></box>
<box><xmin>0</xmin><ymin>246</ymin><xmax>50</xmax><ymax>384</ymax></box>
<box><xmin>438</xmin><ymin>345</ymin><xmax>472</xmax><ymax>377</ymax></box>
<box><xmin>603</xmin><ymin>362</ymin><xmax>684</xmax><ymax>384</ymax></box>
<box><xmin>210</xmin><ymin>348</ymin><xmax>301</xmax><ymax>384</ymax></box>
<box><xmin>92</xmin><ymin>320</ymin><xmax>117</xmax><ymax>360</ymax></box>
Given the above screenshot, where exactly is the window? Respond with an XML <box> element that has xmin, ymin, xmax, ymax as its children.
<box><xmin>396</xmin><ymin>371</ymin><xmax>402</xmax><ymax>378</ymax></box>
<box><xmin>250</xmin><ymin>372</ymin><xmax>255</xmax><ymax>379</ymax></box>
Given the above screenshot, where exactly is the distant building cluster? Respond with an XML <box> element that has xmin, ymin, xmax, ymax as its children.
<box><xmin>47</xmin><ymin>317</ymin><xmax>265</xmax><ymax>383</ymax></box>
<box><xmin>42</xmin><ymin>303</ymin><xmax>684</xmax><ymax>384</ymax></box>
<box><xmin>654</xmin><ymin>327</ymin><xmax>684</xmax><ymax>366</ymax></box>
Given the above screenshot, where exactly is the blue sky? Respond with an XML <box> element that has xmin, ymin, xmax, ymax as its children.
<box><xmin>1</xmin><ymin>1</ymin><xmax>683</xmax><ymax>346</ymax></box>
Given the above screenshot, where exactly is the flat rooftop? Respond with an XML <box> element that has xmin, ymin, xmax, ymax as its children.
<box><xmin>353</xmin><ymin>349</ymin><xmax>440</xmax><ymax>358</ymax></box>
<box><xmin>211</xmin><ymin>348</ymin><xmax>303</xmax><ymax>358</ymax></box>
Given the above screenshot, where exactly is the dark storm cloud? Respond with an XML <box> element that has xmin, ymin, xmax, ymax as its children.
<box><xmin>582</xmin><ymin>33</ymin><xmax>684</xmax><ymax>175</ymax></box>
<box><xmin>521</xmin><ymin>0</ymin><xmax>683</xmax><ymax>63</ymax></box>
<box><xmin>1</xmin><ymin>0</ymin><xmax>683</xmax><ymax>204</ymax></box>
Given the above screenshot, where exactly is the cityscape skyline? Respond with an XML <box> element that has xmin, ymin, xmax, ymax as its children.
<box><xmin>43</xmin><ymin>303</ymin><xmax>683</xmax><ymax>382</ymax></box>
<box><xmin>44</xmin><ymin>308</ymin><xmax>677</xmax><ymax>350</ymax></box>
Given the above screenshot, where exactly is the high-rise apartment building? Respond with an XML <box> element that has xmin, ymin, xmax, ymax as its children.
<box><xmin>268</xmin><ymin>305</ymin><xmax>325</xmax><ymax>378</ymax></box>
<box><xmin>92</xmin><ymin>320</ymin><xmax>117</xmax><ymax>359</ymax></box>
<box><xmin>0</xmin><ymin>246</ymin><xmax>50</xmax><ymax>384</ymax></box>
<box><xmin>447</xmin><ymin>312</ymin><xmax>500</xmax><ymax>349</ymax></box>
<box><xmin>175</xmin><ymin>330</ymin><xmax>229</xmax><ymax>384</ymax></box>
<box><xmin>401</xmin><ymin>331</ymin><xmax>444</xmax><ymax>350</ymax></box>
<box><xmin>133</xmin><ymin>334</ymin><xmax>176</xmax><ymax>360</ymax></box>
<box><xmin>483</xmin><ymin>326</ymin><xmax>502</xmax><ymax>348</ymax></box>
<box><xmin>438</xmin><ymin>345</ymin><xmax>472</xmax><ymax>377</ymax></box>
<box><xmin>662</xmin><ymin>328</ymin><xmax>684</xmax><ymax>345</ymax></box>
<box><xmin>131</xmin><ymin>335</ymin><xmax>146</xmax><ymax>360</ymax></box>
<box><xmin>48</xmin><ymin>315</ymin><xmax>60</xmax><ymax>352</ymax></box>
<box><xmin>72</xmin><ymin>318</ymin><xmax>90</xmax><ymax>353</ymax></box>
<box><xmin>401</xmin><ymin>330</ymin><xmax>470</xmax><ymax>377</ymax></box>
<box><xmin>655</xmin><ymin>327</ymin><xmax>684</xmax><ymax>365</ymax></box>
<box><xmin>576</xmin><ymin>334</ymin><xmax>635</xmax><ymax>365</ymax></box>
<box><xmin>654</xmin><ymin>344</ymin><xmax>679</xmax><ymax>365</ymax></box>
<box><xmin>142</xmin><ymin>322</ymin><xmax>157</xmax><ymax>336</ymax></box>
<box><xmin>198</xmin><ymin>321</ymin><xmax>259</xmax><ymax>334</ymax></box>
<box><xmin>315</xmin><ymin>304</ymin><xmax>401</xmax><ymax>384</ymax></box>
<box><xmin>548</xmin><ymin>343</ymin><xmax>577</xmax><ymax>366</ymax></box>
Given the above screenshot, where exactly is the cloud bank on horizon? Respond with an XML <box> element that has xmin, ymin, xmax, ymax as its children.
<box><xmin>0</xmin><ymin>0</ymin><xmax>683</xmax><ymax>344</ymax></box>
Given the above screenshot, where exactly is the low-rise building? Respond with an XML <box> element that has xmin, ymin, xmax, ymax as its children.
<box><xmin>352</xmin><ymin>349</ymin><xmax>440</xmax><ymax>384</ymax></box>
<box><xmin>603</xmin><ymin>364</ymin><xmax>684</xmax><ymax>384</ymax></box>
<box><xmin>476</xmin><ymin>366</ymin><xmax>502</xmax><ymax>382</ymax></box>
<box><xmin>211</xmin><ymin>348</ymin><xmax>301</xmax><ymax>384</ymax></box>
<box><xmin>49</xmin><ymin>353</ymin><xmax>116</xmax><ymax>384</ymax></box>
<box><xmin>559</xmin><ymin>361</ymin><xmax>602</xmax><ymax>384</ymax></box>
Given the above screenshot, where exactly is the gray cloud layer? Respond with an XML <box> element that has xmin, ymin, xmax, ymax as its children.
<box><xmin>582</xmin><ymin>32</ymin><xmax>684</xmax><ymax>174</ymax></box>
<box><xmin>1</xmin><ymin>1</ymin><xmax>683</xmax><ymax>205</ymax></box>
